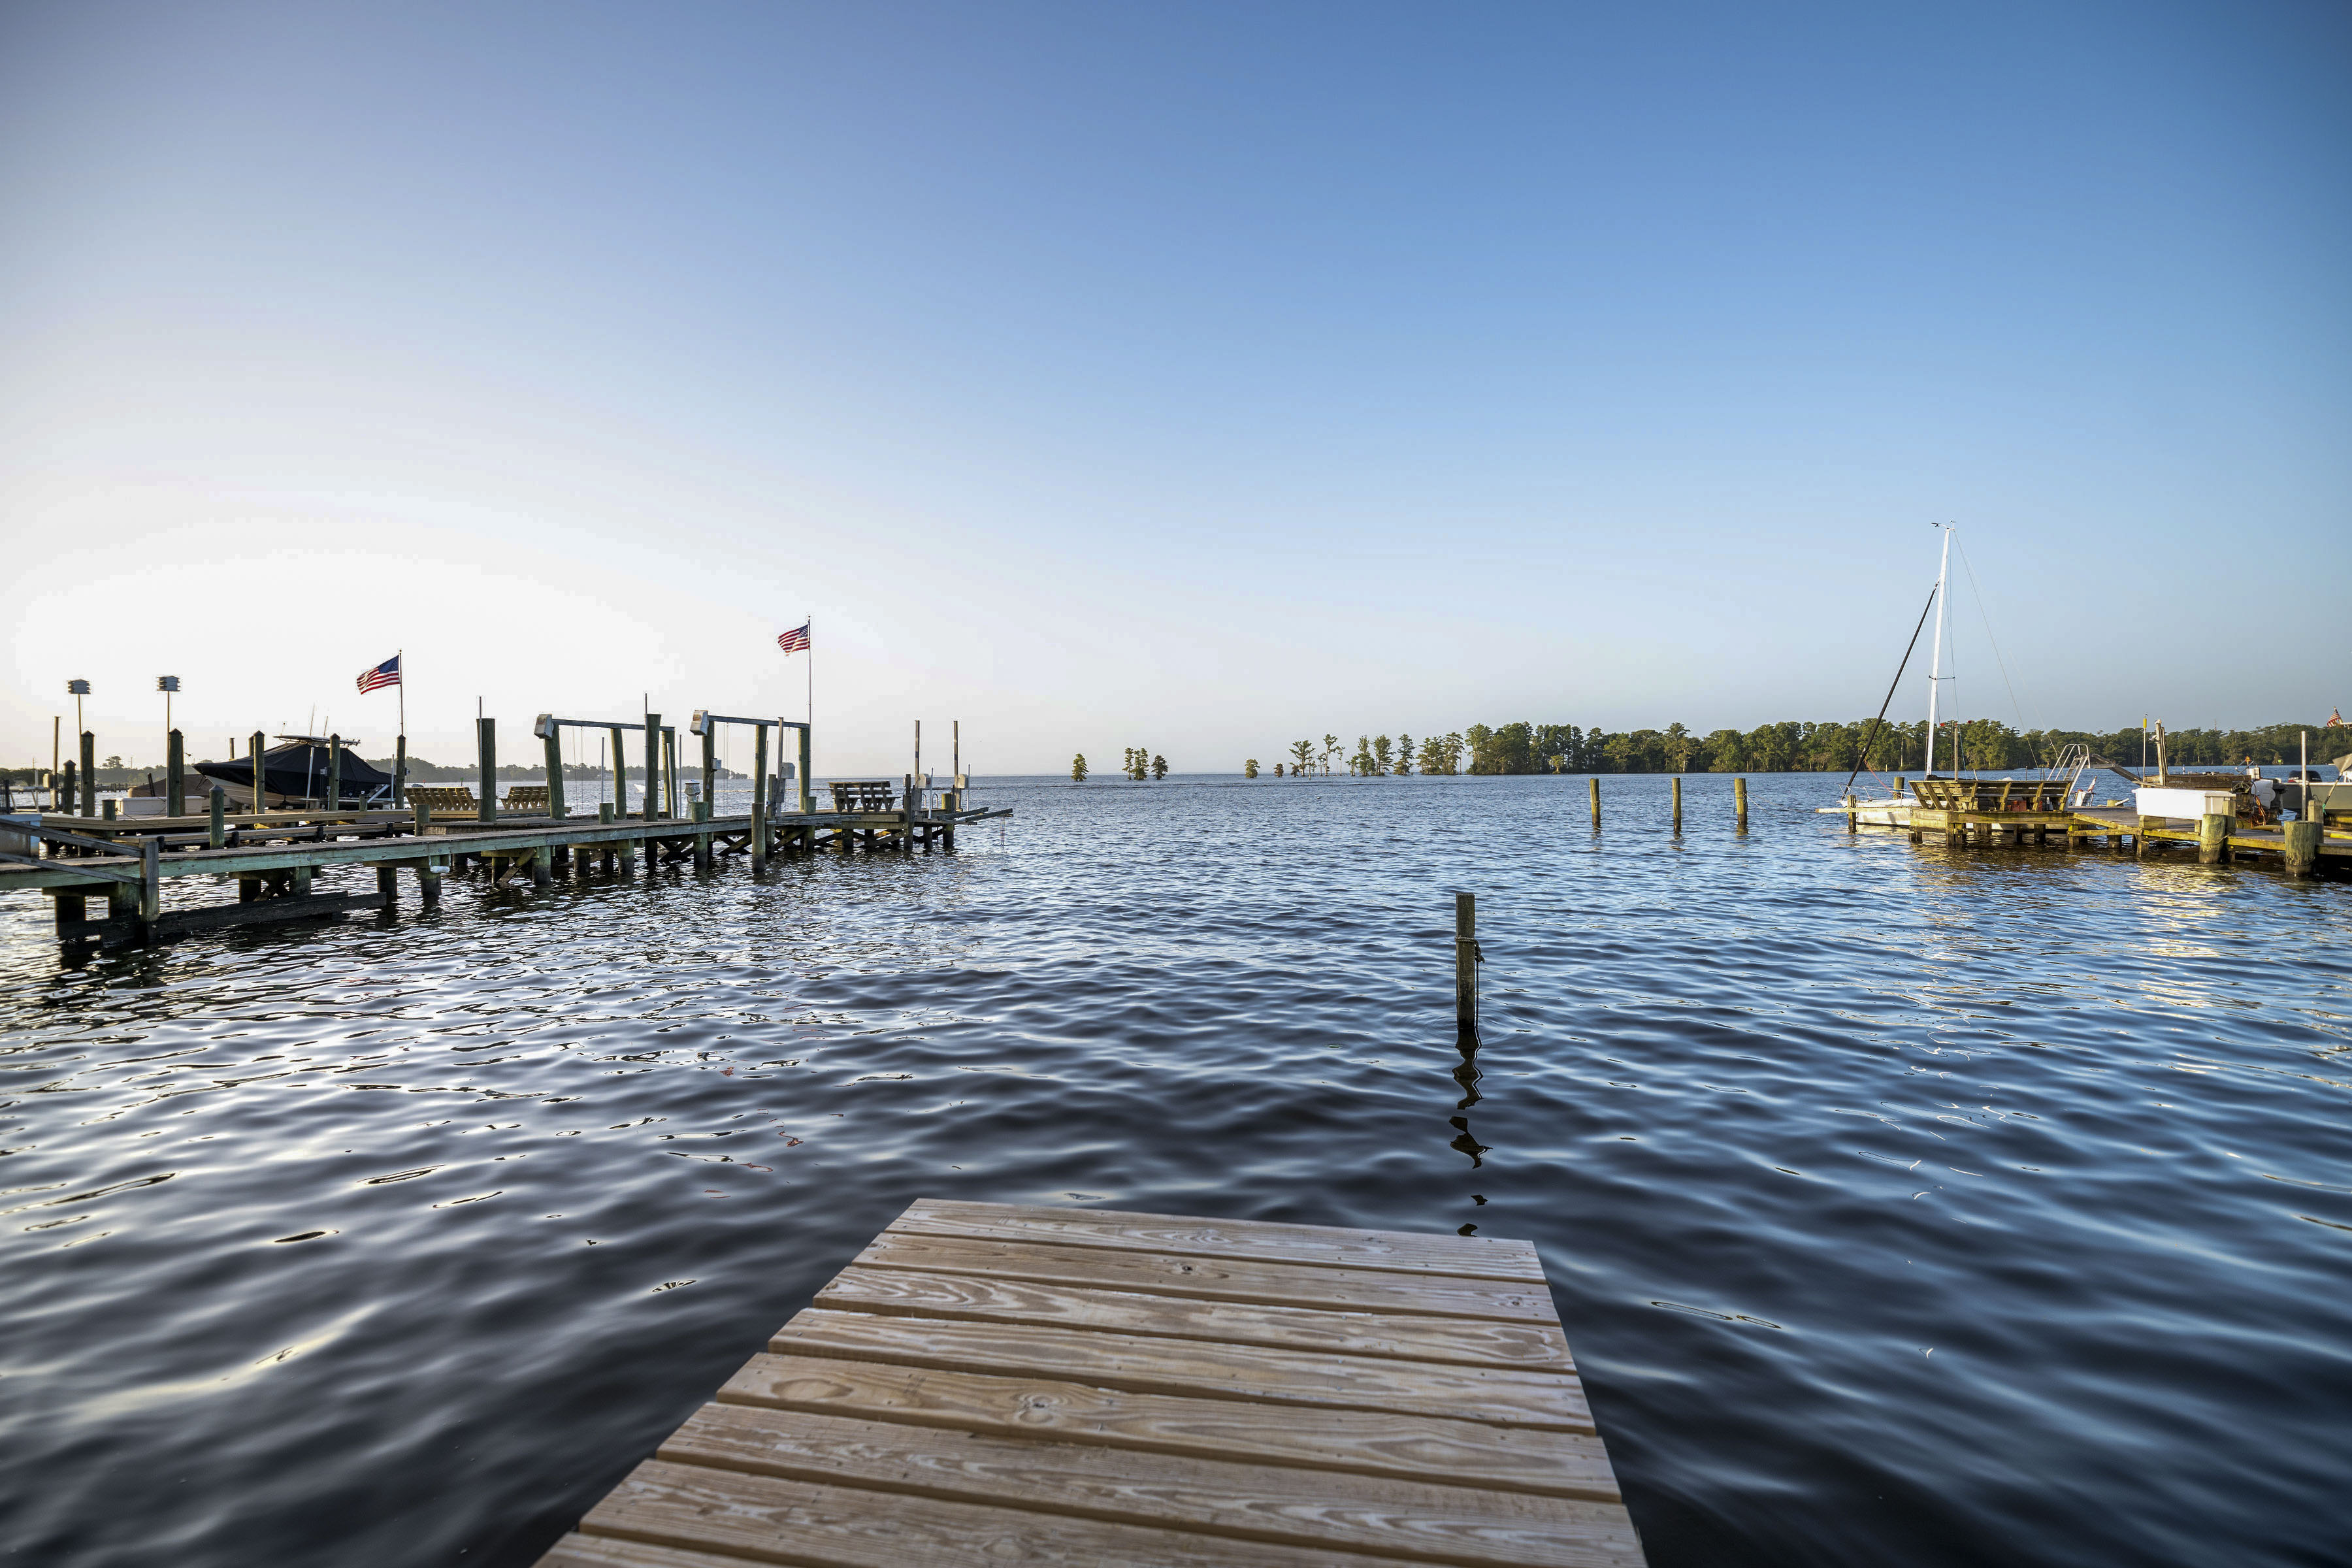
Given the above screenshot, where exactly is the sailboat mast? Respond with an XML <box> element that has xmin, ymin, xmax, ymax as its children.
<box><xmin>1924</xmin><ymin>523</ymin><xmax>1952</xmax><ymax>776</ymax></box>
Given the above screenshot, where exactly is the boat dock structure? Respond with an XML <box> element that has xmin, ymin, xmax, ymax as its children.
<box><xmin>1831</xmin><ymin>775</ymin><xmax>2349</xmax><ymax>875</ymax></box>
<box><xmin>534</xmin><ymin>1198</ymin><xmax>1644</xmax><ymax>1568</ymax></box>
<box><xmin>2</xmin><ymin>711</ymin><xmax>1007</xmax><ymax>949</ymax></box>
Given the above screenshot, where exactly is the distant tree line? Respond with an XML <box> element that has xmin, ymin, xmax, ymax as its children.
<box><xmin>1256</xmin><ymin>719</ymin><xmax>2349</xmax><ymax>776</ymax></box>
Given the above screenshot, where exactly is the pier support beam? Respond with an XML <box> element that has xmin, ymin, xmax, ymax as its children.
<box><xmin>2284</xmin><ymin>819</ymin><xmax>2322</xmax><ymax>877</ymax></box>
<box><xmin>531</xmin><ymin>846</ymin><xmax>552</xmax><ymax>888</ymax></box>
<box><xmin>750</xmin><ymin>801</ymin><xmax>768</xmax><ymax>874</ymax></box>
<box><xmin>1734</xmin><ymin>776</ymin><xmax>1747</xmax><ymax>832</ymax></box>
<box><xmin>291</xmin><ymin>864</ymin><xmax>314</xmax><ymax>895</ymax></box>
<box><xmin>419</xmin><ymin>862</ymin><xmax>443</xmax><ymax>904</ymax></box>
<box><xmin>377</xmin><ymin>866</ymin><xmax>399</xmax><ymax>904</ymax></box>
<box><xmin>1671</xmin><ymin>776</ymin><xmax>1682</xmax><ymax>833</ymax></box>
<box><xmin>2198</xmin><ymin>813</ymin><xmax>2229</xmax><ymax>864</ymax></box>
<box><xmin>168</xmin><ymin>730</ymin><xmax>186</xmax><ymax>817</ymax></box>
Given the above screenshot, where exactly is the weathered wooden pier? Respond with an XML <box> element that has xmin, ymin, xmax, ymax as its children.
<box><xmin>535</xmin><ymin>1198</ymin><xmax>1644</xmax><ymax>1568</ymax></box>
<box><xmin>3</xmin><ymin>776</ymin><xmax>1006</xmax><ymax>950</ymax></box>
<box><xmin>1884</xmin><ymin>777</ymin><xmax>2346</xmax><ymax>875</ymax></box>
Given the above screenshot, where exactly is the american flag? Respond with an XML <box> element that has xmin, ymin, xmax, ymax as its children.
<box><xmin>776</xmin><ymin>623</ymin><xmax>811</xmax><ymax>654</ymax></box>
<box><xmin>357</xmin><ymin>655</ymin><xmax>401</xmax><ymax>694</ymax></box>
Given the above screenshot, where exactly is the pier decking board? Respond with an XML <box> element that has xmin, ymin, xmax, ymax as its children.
<box><xmin>536</xmin><ymin>1199</ymin><xmax>1643</xmax><ymax>1568</ymax></box>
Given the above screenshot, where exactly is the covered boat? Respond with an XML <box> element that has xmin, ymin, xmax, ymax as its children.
<box><xmin>195</xmin><ymin>737</ymin><xmax>393</xmax><ymax>809</ymax></box>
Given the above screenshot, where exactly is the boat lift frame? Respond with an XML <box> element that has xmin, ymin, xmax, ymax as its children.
<box><xmin>534</xmin><ymin>713</ymin><xmax>678</xmax><ymax>821</ymax></box>
<box><xmin>691</xmin><ymin>711</ymin><xmax>813</xmax><ymax>817</ymax></box>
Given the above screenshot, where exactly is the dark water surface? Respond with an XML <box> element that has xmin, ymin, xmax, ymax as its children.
<box><xmin>3</xmin><ymin>773</ymin><xmax>2348</xmax><ymax>1567</ymax></box>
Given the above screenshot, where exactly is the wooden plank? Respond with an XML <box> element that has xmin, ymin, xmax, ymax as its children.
<box><xmin>536</xmin><ymin>1536</ymin><xmax>749</xmax><ymax>1568</ymax></box>
<box><xmin>574</xmin><ymin>1459</ymin><xmax>1418</xmax><ymax>1567</ymax></box>
<box><xmin>890</xmin><ymin>1198</ymin><xmax>1544</xmax><ymax>1282</ymax></box>
<box><xmin>817</xmin><ymin>1266</ymin><xmax>1575</xmax><ymax>1371</ymax></box>
<box><xmin>771</xmin><ymin>1310</ymin><xmax>1592</xmax><ymax>1430</ymax></box>
<box><xmin>660</xmin><ymin>1401</ymin><xmax>1639</xmax><ymax>1568</ymax></box>
<box><xmin>851</xmin><ymin>1232</ymin><xmax>1558</xmax><ymax>1324</ymax></box>
<box><xmin>719</xmin><ymin>1352</ymin><xmax>1620</xmax><ymax>1502</ymax></box>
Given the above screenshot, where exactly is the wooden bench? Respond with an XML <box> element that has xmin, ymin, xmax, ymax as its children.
<box><xmin>502</xmin><ymin>785</ymin><xmax>550</xmax><ymax>814</ymax></box>
<box><xmin>406</xmin><ymin>787</ymin><xmax>481</xmax><ymax>821</ymax></box>
<box><xmin>827</xmin><ymin>780</ymin><xmax>897</xmax><ymax>814</ymax></box>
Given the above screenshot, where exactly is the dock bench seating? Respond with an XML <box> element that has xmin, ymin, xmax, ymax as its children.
<box><xmin>827</xmin><ymin>780</ymin><xmax>898</xmax><ymax>814</ymax></box>
<box><xmin>406</xmin><ymin>787</ymin><xmax>481</xmax><ymax>820</ymax></box>
<box><xmin>1911</xmin><ymin>778</ymin><xmax>2070</xmax><ymax>812</ymax></box>
<box><xmin>501</xmin><ymin>785</ymin><xmax>550</xmax><ymax>814</ymax></box>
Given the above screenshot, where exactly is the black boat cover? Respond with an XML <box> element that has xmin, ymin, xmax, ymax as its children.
<box><xmin>196</xmin><ymin>740</ymin><xmax>393</xmax><ymax>802</ymax></box>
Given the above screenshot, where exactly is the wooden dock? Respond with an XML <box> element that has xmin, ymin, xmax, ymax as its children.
<box><xmin>1</xmin><ymin>800</ymin><xmax>1008</xmax><ymax>949</ymax></box>
<box><xmin>536</xmin><ymin>1199</ymin><xmax>1644</xmax><ymax>1568</ymax></box>
<box><xmin>1894</xmin><ymin>803</ymin><xmax>2347</xmax><ymax>873</ymax></box>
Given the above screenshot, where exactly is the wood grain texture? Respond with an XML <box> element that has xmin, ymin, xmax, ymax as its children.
<box><xmin>771</xmin><ymin>1309</ymin><xmax>1593</xmax><ymax>1430</ymax></box>
<box><xmin>534</xmin><ymin>1201</ymin><xmax>1641</xmax><ymax>1568</ymax></box>
<box><xmin>891</xmin><ymin>1198</ymin><xmax>1546</xmax><ymax>1281</ymax></box>
<box><xmin>818</xmin><ymin>1266</ymin><xmax>1575</xmax><ymax>1369</ymax></box>
<box><xmin>662</xmin><ymin>1399</ymin><xmax>1641</xmax><ymax>1568</ymax></box>
<box><xmin>579</xmin><ymin>1459</ymin><xmax>1416</xmax><ymax>1567</ymax></box>
<box><xmin>718</xmin><ymin>1352</ymin><xmax>1621</xmax><ymax>1501</ymax></box>
<box><xmin>852</xmin><ymin>1232</ymin><xmax>1560</xmax><ymax>1323</ymax></box>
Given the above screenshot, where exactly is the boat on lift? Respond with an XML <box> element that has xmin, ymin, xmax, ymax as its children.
<box><xmin>195</xmin><ymin>736</ymin><xmax>393</xmax><ymax>809</ymax></box>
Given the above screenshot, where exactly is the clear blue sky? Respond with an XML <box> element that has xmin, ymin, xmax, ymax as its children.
<box><xmin>3</xmin><ymin>2</ymin><xmax>2346</xmax><ymax>774</ymax></box>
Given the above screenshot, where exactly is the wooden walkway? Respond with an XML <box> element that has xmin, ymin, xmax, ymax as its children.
<box><xmin>536</xmin><ymin>1199</ymin><xmax>1644</xmax><ymax>1568</ymax></box>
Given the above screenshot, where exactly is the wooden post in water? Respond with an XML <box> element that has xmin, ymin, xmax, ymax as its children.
<box><xmin>1589</xmin><ymin>776</ymin><xmax>1600</xmax><ymax>828</ymax></box>
<box><xmin>478</xmin><ymin>717</ymin><xmax>497</xmax><ymax>823</ymax></box>
<box><xmin>60</xmin><ymin>761</ymin><xmax>76</xmax><ymax>819</ymax></box>
<box><xmin>607</xmin><ymin>726</ymin><xmax>627</xmax><ymax>816</ymax></box>
<box><xmin>1671</xmin><ymin>776</ymin><xmax>1682</xmax><ymax>832</ymax></box>
<box><xmin>378</xmin><ymin>865</ymin><xmax>399</xmax><ymax>904</ymax></box>
<box><xmin>750</xmin><ymin>798</ymin><xmax>768</xmax><ymax>874</ymax></box>
<box><xmin>394</xmin><ymin>734</ymin><xmax>407</xmax><ymax>808</ymax></box>
<box><xmin>693</xmin><ymin>798</ymin><xmax>713</xmax><ymax>871</ymax></box>
<box><xmin>1454</xmin><ymin>892</ymin><xmax>1478</xmax><ymax>1032</ymax></box>
<box><xmin>797</xmin><ymin>725</ymin><xmax>813</xmax><ymax>813</ymax></box>
<box><xmin>2283</xmin><ymin>819</ymin><xmax>2321</xmax><ymax>877</ymax></box>
<box><xmin>2198</xmin><ymin>812</ymin><xmax>2229</xmax><ymax>864</ymax></box>
<box><xmin>544</xmin><ymin>725</ymin><xmax>567</xmax><ymax>819</ymax></box>
<box><xmin>167</xmin><ymin>730</ymin><xmax>185</xmax><ymax>817</ymax></box>
<box><xmin>700</xmin><ymin>727</ymin><xmax>716</xmax><ymax>817</ymax></box>
<box><xmin>751</xmin><ymin>726</ymin><xmax>769</xmax><ymax>824</ymax></box>
<box><xmin>642</xmin><ymin>713</ymin><xmax>662</xmax><ymax>822</ymax></box>
<box><xmin>139</xmin><ymin>836</ymin><xmax>160</xmax><ymax>938</ymax></box>
<box><xmin>209</xmin><ymin>786</ymin><xmax>227</xmax><ymax>848</ymax></box>
<box><xmin>250</xmin><ymin>732</ymin><xmax>266</xmax><ymax>811</ymax></box>
<box><xmin>1734</xmin><ymin>776</ymin><xmax>1748</xmax><ymax>830</ymax></box>
<box><xmin>80</xmin><ymin>730</ymin><xmax>95</xmax><ymax>815</ymax></box>
<box><xmin>663</xmin><ymin>728</ymin><xmax>679</xmax><ymax>819</ymax></box>
<box><xmin>326</xmin><ymin>734</ymin><xmax>342</xmax><ymax>816</ymax></box>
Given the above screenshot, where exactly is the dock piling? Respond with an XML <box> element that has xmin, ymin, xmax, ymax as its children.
<box><xmin>478</xmin><ymin>717</ymin><xmax>497</xmax><ymax>823</ymax></box>
<box><xmin>326</xmin><ymin>733</ymin><xmax>342</xmax><ymax>814</ymax></box>
<box><xmin>209</xmin><ymin>787</ymin><xmax>227</xmax><ymax>848</ymax></box>
<box><xmin>750</xmin><ymin>799</ymin><xmax>768</xmax><ymax>874</ymax></box>
<box><xmin>250</xmin><ymin>732</ymin><xmax>265</xmax><ymax>808</ymax></box>
<box><xmin>1454</xmin><ymin>892</ymin><xmax>1478</xmax><ymax>1032</ymax></box>
<box><xmin>1589</xmin><ymin>776</ymin><xmax>1600</xmax><ymax>828</ymax></box>
<box><xmin>2198</xmin><ymin>813</ymin><xmax>2229</xmax><ymax>864</ymax></box>
<box><xmin>80</xmin><ymin>730</ymin><xmax>95</xmax><ymax>815</ymax></box>
<box><xmin>1671</xmin><ymin>776</ymin><xmax>1682</xmax><ymax>832</ymax></box>
<box><xmin>1734</xmin><ymin>776</ymin><xmax>1748</xmax><ymax>830</ymax></box>
<box><xmin>167</xmin><ymin>730</ymin><xmax>185</xmax><ymax>817</ymax></box>
<box><xmin>377</xmin><ymin>866</ymin><xmax>399</xmax><ymax>904</ymax></box>
<box><xmin>544</xmin><ymin>724</ymin><xmax>567</xmax><ymax>819</ymax></box>
<box><xmin>2285</xmin><ymin>819</ymin><xmax>2321</xmax><ymax>877</ymax></box>
<box><xmin>139</xmin><ymin>838</ymin><xmax>159</xmax><ymax>936</ymax></box>
<box><xmin>643</xmin><ymin>713</ymin><xmax>662</xmax><ymax>823</ymax></box>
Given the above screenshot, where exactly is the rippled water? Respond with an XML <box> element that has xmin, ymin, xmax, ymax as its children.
<box><xmin>3</xmin><ymin>773</ymin><xmax>2348</xmax><ymax>1567</ymax></box>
